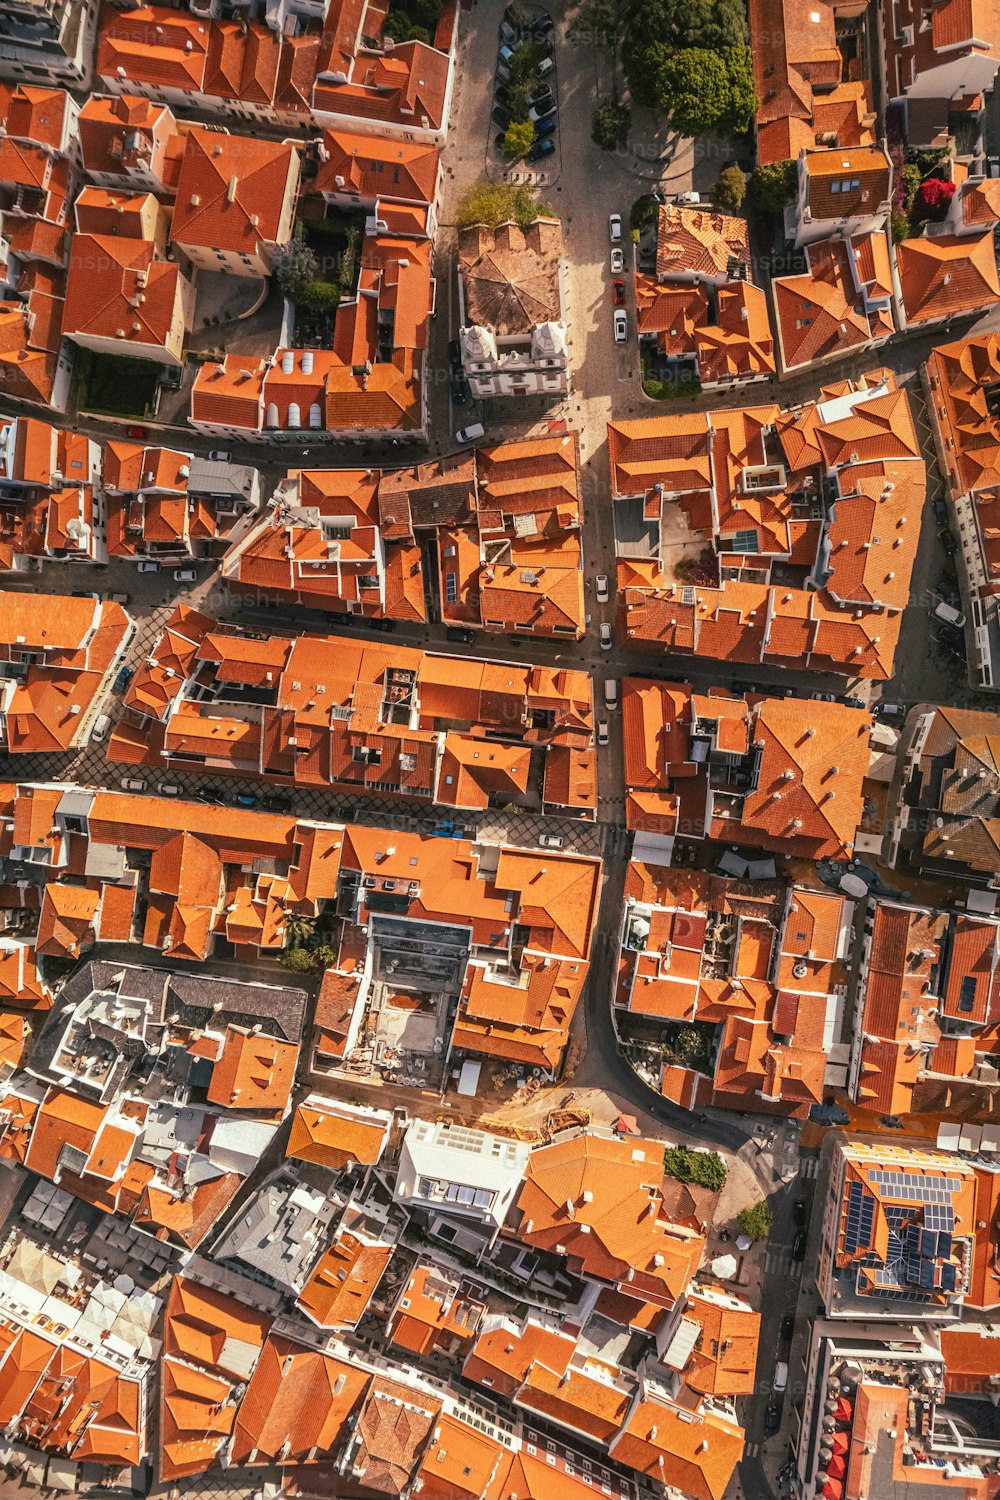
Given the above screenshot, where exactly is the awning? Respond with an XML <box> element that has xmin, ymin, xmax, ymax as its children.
<box><xmin>616</xmin><ymin>1114</ymin><xmax>639</xmax><ymax>1135</ymax></box>
<box><xmin>457</xmin><ymin>1060</ymin><xmax>482</xmax><ymax>1097</ymax></box>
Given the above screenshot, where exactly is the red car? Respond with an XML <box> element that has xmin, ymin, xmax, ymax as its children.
<box><xmin>125</xmin><ymin>424</ymin><xmax>148</xmax><ymax>439</ymax></box>
<box><xmin>613</xmin><ymin>279</ymin><xmax>626</xmax><ymax>306</ymax></box>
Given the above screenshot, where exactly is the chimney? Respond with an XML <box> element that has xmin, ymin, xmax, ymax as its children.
<box><xmin>227</xmin><ymin>175</ymin><xmax>238</xmax><ymax>203</ymax></box>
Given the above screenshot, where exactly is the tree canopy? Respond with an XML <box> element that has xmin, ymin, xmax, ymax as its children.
<box><xmin>736</xmin><ymin>1201</ymin><xmax>773</xmax><ymax>1241</ymax></box>
<box><xmin>620</xmin><ymin>0</ymin><xmax>755</xmax><ymax>136</ymax></box>
<box><xmin>455</xmin><ymin>180</ymin><xmax>556</xmax><ymax>230</ymax></box>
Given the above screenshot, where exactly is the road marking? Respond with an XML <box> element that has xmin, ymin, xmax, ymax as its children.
<box><xmin>800</xmin><ymin>1156</ymin><xmax>819</xmax><ymax>1179</ymax></box>
<box><xmin>744</xmin><ymin>1442</ymin><xmax>759</xmax><ymax>1457</ymax></box>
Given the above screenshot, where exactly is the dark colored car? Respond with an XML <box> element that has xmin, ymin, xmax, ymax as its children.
<box><xmin>765</xmin><ymin>1404</ymin><xmax>781</xmax><ymax>1435</ymax></box>
<box><xmin>530</xmin><ymin>80</ymin><xmax>554</xmax><ymax>103</ymax></box>
<box><xmin>535</xmin><ymin>115</ymin><xmax>557</xmax><ymax>138</ymax></box>
<box><xmin>451</xmin><ymin>372</ymin><xmax>468</xmax><ymax>406</ymax></box>
<box><xmin>448</xmin><ymin>339</ymin><xmax>462</xmax><ymax>367</ymax></box>
<box><xmin>492</xmin><ymin>106</ymin><xmax>512</xmax><ymax>129</ymax></box>
<box><xmin>840</xmin><ymin>694</ymin><xmax>866</xmax><ymax>709</ymax></box>
<box><xmin>195</xmin><ymin>787</ymin><xmax>225</xmax><ymax>806</ymax></box>
<box><xmin>940</xmin><ymin>529</ymin><xmax>958</xmax><ymax>555</ymax></box>
<box><xmin>527</xmin><ymin>137</ymin><xmax>555</xmax><ymax>162</ymax></box>
<box><xmin>933</xmin><ymin>497</ymin><xmax>949</xmax><ymax>527</ymax></box>
<box><xmin>613</xmin><ymin>279</ymin><xmax>626</xmax><ymax>306</ymax></box>
<box><xmin>780</xmin><ymin>1315</ymin><xmax>795</xmax><ymax>1341</ymax></box>
<box><xmin>792</xmin><ymin>1230</ymin><xmax>806</xmax><ymax>1262</ymax></box>
<box><xmin>370</xmin><ymin>618</ymin><xmax>398</xmax><ymax>632</ymax></box>
<box><xmin>261</xmin><ymin>792</ymin><xmax>293</xmax><ymax>813</ymax></box>
<box><xmin>231</xmin><ymin>791</ymin><xmax>257</xmax><ymax>808</ymax></box>
<box><xmin>113</xmin><ymin>664</ymin><xmax>134</xmax><ymax>694</ymax></box>
<box><xmin>531</xmin><ymin>91</ymin><xmax>556</xmax><ymax>115</ymax></box>
<box><xmin>793</xmin><ymin>1198</ymin><xmax>807</xmax><ymax>1225</ymax></box>
<box><xmin>879</xmin><ymin>1114</ymin><xmax>905</xmax><ymax>1129</ymax></box>
<box><xmin>446</xmin><ymin>626</ymin><xmax>476</xmax><ymax>645</ymax></box>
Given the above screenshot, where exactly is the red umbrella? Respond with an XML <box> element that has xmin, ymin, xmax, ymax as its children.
<box><xmin>822</xmin><ymin>1483</ymin><xmax>843</xmax><ymax>1500</ymax></box>
<box><xmin>826</xmin><ymin>1455</ymin><xmax>846</xmax><ymax>1479</ymax></box>
<box><xmin>834</xmin><ymin>1397</ymin><xmax>854</xmax><ymax>1421</ymax></box>
<box><xmin>831</xmin><ymin>1432</ymin><xmax>849</xmax><ymax>1454</ymax></box>
<box><xmin>616</xmin><ymin>1114</ymin><xmax>639</xmax><ymax>1135</ymax></box>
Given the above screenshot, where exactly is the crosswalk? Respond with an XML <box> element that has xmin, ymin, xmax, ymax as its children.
<box><xmin>764</xmin><ymin>1249</ymin><xmax>803</xmax><ymax>1277</ymax></box>
<box><xmin>744</xmin><ymin>1442</ymin><xmax>760</xmax><ymax>1457</ymax></box>
<box><xmin>800</xmin><ymin>1155</ymin><xmax>819</xmax><ymax>1179</ymax></box>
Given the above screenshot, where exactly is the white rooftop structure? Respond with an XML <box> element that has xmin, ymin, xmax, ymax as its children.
<box><xmin>395</xmin><ymin>1119</ymin><xmax>531</xmax><ymax>1229</ymax></box>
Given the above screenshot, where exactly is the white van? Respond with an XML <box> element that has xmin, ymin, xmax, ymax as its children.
<box><xmin>91</xmin><ymin>713</ymin><xmax>111</xmax><ymax>743</ymax></box>
<box><xmin>774</xmin><ymin>1361</ymin><xmax>788</xmax><ymax>1394</ymax></box>
<box><xmin>933</xmin><ymin>600</ymin><xmax>965</xmax><ymax>628</ymax></box>
<box><xmin>456</xmin><ymin>422</ymin><xmax>485</xmax><ymax>445</ymax></box>
<box><xmin>604</xmin><ymin>678</ymin><xmax>618</xmax><ymax>710</ymax></box>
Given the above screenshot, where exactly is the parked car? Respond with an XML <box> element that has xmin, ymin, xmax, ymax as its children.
<box><xmin>174</xmin><ymin>567</ymin><xmax>196</xmax><ymax>582</ymax></box>
<box><xmin>610</xmin><ymin>247</ymin><xmax>624</xmax><ymax>272</ymax></box>
<box><xmin>613</xmin><ymin>279</ymin><xmax>626</xmax><ymax>305</ymax></box>
<box><xmin>600</xmin><ymin>622</ymin><xmax>612</xmax><ymax>651</ymax></box>
<box><xmin>231</xmin><ymin>791</ymin><xmax>258</xmax><ymax>808</ymax></box>
<box><xmin>109</xmin><ymin>592</ymin><xmax>130</xmax><ymax>605</ymax></box>
<box><xmin>528</xmin><ymin>137</ymin><xmax>555</xmax><ymax>162</ymax></box>
<box><xmin>448</xmin><ymin>338</ymin><xmax>462</xmax><ymax>368</ymax></box>
<box><xmin>539</xmin><ymin>832</ymin><xmax>564</xmax><ymax>849</ymax></box>
<box><xmin>195</xmin><ymin>787</ymin><xmax>224</xmax><ymax>805</ymax></box>
<box><xmin>261</xmin><ymin>792</ymin><xmax>293</xmax><ymax>813</ymax></box>
<box><xmin>451</xmin><ymin>372</ymin><xmax>469</xmax><ymax>405</ymax></box>
<box><xmin>158</xmin><ymin>783</ymin><xmax>183</xmax><ymax>797</ymax></box>
<box><xmin>793</xmin><ymin>1199</ymin><xmax>807</xmax><ymax>1225</ymax></box>
<box><xmin>370</xmin><ymin>618</ymin><xmax>398</xmax><ymax>632</ymax></box>
<box><xmin>528</xmin><ymin>98</ymin><xmax>557</xmax><ymax>122</ymax></box>
<box><xmin>774</xmin><ymin>1362</ymin><xmax>789</xmax><ymax>1394</ymax></box>
<box><xmin>499</xmin><ymin>18</ymin><xmax>518</xmax><ymax>44</ymax></box>
<box><xmin>595</xmin><ymin>573</ymin><xmax>609</xmax><ymax>604</ymax></box>
<box><xmin>206</xmin><ymin>449</ymin><xmax>231</xmax><ymax>462</ymax></box>
<box><xmin>604</xmin><ymin>678</ymin><xmax>618</xmax><ymax>710</ymax></box>
<box><xmin>940</xmin><ymin>529</ymin><xmax>958</xmax><ymax>555</ymax></box>
<box><xmin>792</xmin><ymin>1230</ymin><xmax>806</xmax><ymax>1261</ymax></box>
<box><xmin>674</xmin><ymin>190</ymin><xmax>702</xmax><ymax>204</ymax></box>
<box><xmin>446</xmin><ymin>626</ymin><xmax>476</xmax><ymax>644</ymax></box>
<box><xmin>121</xmin><ymin>776</ymin><xmax>146</xmax><ymax>792</ymax></box>
<box><xmin>597</xmin><ymin>720</ymin><xmax>609</xmax><ymax>746</ymax></box>
<box><xmin>609</xmin><ymin>212</ymin><xmax>622</xmax><ymax>242</ymax></box>
<box><xmin>138</xmin><ymin>561</ymin><xmax>159</xmax><ymax>574</ymax></box>
<box><xmin>492</xmin><ymin>106</ymin><xmax>512</xmax><ymax>129</ymax></box>
<box><xmin>113</xmin><ymin>664</ymin><xmax>134</xmax><ymax>694</ymax></box>
<box><xmin>535</xmin><ymin>115</ymin><xmax>557</xmax><ymax>138</ymax></box>
<box><xmin>537</xmin><ymin>54</ymin><xmax>554</xmax><ymax>75</ymax></box>
<box><xmin>91</xmin><ymin>713</ymin><xmax>111</xmax><ymax>743</ymax></box>
<box><xmin>613</xmin><ymin>308</ymin><xmax>628</xmax><ymax>342</ymax></box>
<box><xmin>530</xmin><ymin>80</ymin><xmax>554</xmax><ymax>102</ymax></box>
<box><xmin>933</xmin><ymin>497</ymin><xmax>949</xmax><ymax>527</ymax></box>
<box><xmin>765</xmin><ymin>1404</ymin><xmax>781</xmax><ymax>1435</ymax></box>
<box><xmin>456</xmin><ymin>422</ymin><xmax>485</xmax><ymax>444</ymax></box>
<box><xmin>780</xmin><ymin>1315</ymin><xmax>795</xmax><ymax>1342</ymax></box>
<box><xmin>125</xmin><ymin>425</ymin><xmax>148</xmax><ymax>440</ymax></box>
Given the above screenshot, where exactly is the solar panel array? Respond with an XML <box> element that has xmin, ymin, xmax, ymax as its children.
<box><xmin>924</xmin><ymin>1203</ymin><xmax>956</xmax><ymax>1232</ymax></box>
<box><xmin>843</xmin><ymin>1180</ymin><xmax>875</xmax><ymax>1255</ymax></box>
<box><xmin>868</xmin><ymin>1170</ymin><xmax>964</xmax><ymax>1203</ymax></box>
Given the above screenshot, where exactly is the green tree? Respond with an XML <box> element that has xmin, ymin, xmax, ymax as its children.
<box><xmin>655</xmin><ymin>48</ymin><xmax>732</xmax><ymax>136</ymax></box>
<box><xmin>621</xmin><ymin>37</ymin><xmax>673</xmax><ymax>108</ymax></box>
<box><xmin>712</xmin><ymin>164</ymin><xmax>746</xmax><ymax>211</ymax></box>
<box><xmin>673</xmin><ymin>1025</ymin><xmax>705</xmax><ymax>1064</ymax></box>
<box><xmin>723</xmin><ymin>46</ymin><xmax>756</xmax><ymax>134</ymax></box>
<box><xmin>283</xmin><ymin>910</ymin><xmax>315</xmax><ymax>948</ymax></box>
<box><xmin>891</xmin><ymin>208</ymin><xmax>911</xmax><ymax>243</ymax></box>
<box><xmin>503</xmin><ymin>119</ymin><xmax>536</xmax><ymax>159</ymax></box>
<box><xmin>629</xmin><ymin>193</ymin><xmax>660</xmax><ymax>231</ymax></box>
<box><xmin>274</xmin><ymin>238</ymin><xmax>319</xmax><ymax>300</ymax></box>
<box><xmin>507</xmin><ymin>40</ymin><xmax>542</xmax><ymax>85</ymax></box>
<box><xmin>746</xmin><ymin>158</ymin><xmax>797</xmax><ymax>216</ymax></box>
<box><xmin>571</xmin><ymin>0</ymin><xmax>620</xmax><ymax>47</ymax></box>
<box><xmin>455</xmin><ymin>180</ymin><xmax>558</xmax><ymax>230</ymax></box>
<box><xmin>592</xmin><ymin>100</ymin><xmax>631</xmax><ymax>150</ymax></box>
<box><xmin>504</xmin><ymin>79</ymin><xmax>534</xmax><ymax>121</ymax></box>
<box><xmin>663</xmin><ymin>1147</ymin><xmax>727</xmax><ymax>1190</ymax></box>
<box><xmin>737</xmin><ymin>1201</ymin><xmax>773</xmax><ymax>1241</ymax></box>
<box><xmin>901</xmin><ymin>161</ymin><xmax>921</xmax><ymax>208</ymax></box>
<box><xmin>280</xmin><ymin>946</ymin><xmax>316</xmax><ymax>974</ymax></box>
<box><xmin>310</xmin><ymin>944</ymin><xmax>338</xmax><ymax>970</ymax></box>
<box><xmin>384</xmin><ymin>10</ymin><xmax>431</xmax><ymax>42</ymax></box>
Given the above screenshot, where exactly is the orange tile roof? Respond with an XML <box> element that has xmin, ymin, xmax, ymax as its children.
<box><xmin>610</xmin><ymin>1397</ymin><xmax>743</xmax><ymax>1500</ymax></box>
<box><xmin>63</xmin><ymin>233</ymin><xmax>185</xmax><ymax>351</ymax></box>
<box><xmin>171</xmin><ymin>129</ymin><xmax>299</xmax><ymax>256</ymax></box>
<box><xmin>515</xmin><ymin>1134</ymin><xmax>705</xmax><ymax>1308</ymax></box>
<box><xmin>417</xmin><ymin>1412</ymin><xmax>505</xmax><ymax>1500</ymax></box>
<box><xmin>897</xmin><ymin>232</ymin><xmax>1000</xmax><ymax>326</ymax></box>
<box><xmin>205</xmin><ymin>1026</ymin><xmax>298</xmax><ymax>1117</ymax></box>
<box><xmin>315</xmin><ymin>129</ymin><xmax>440</xmax><ymax>204</ymax></box>
<box><xmin>286</xmin><ymin>1098</ymin><xmax>389</xmax><ymax>1169</ymax></box>
<box><xmin>656</xmin><ymin>205</ymin><xmax>750</xmax><ymax>280</ymax></box>
<box><xmin>231</xmin><ymin>1335</ymin><xmax>368</xmax><ymax>1463</ymax></box>
<box><xmin>296</xmin><ymin>1228</ymin><xmax>392</xmax><ymax>1329</ymax></box>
